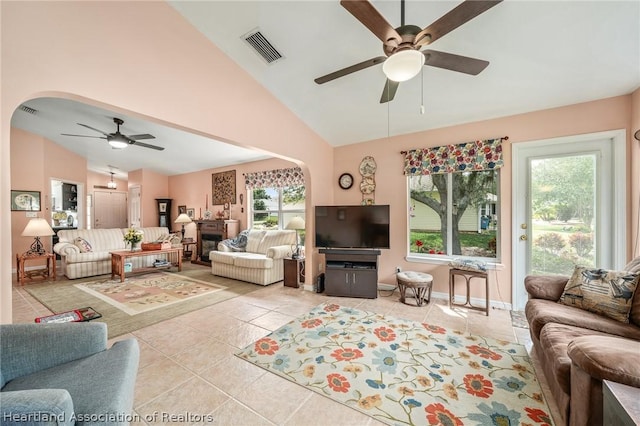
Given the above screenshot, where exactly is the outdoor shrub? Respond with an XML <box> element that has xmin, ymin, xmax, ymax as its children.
<box><xmin>568</xmin><ymin>232</ymin><xmax>593</xmax><ymax>257</ymax></box>
<box><xmin>535</xmin><ymin>232</ymin><xmax>566</xmax><ymax>254</ymax></box>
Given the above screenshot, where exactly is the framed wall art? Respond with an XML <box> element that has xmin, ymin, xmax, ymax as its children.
<box><xmin>11</xmin><ymin>190</ymin><xmax>41</xmax><ymax>211</ymax></box>
<box><xmin>212</xmin><ymin>170</ymin><xmax>236</xmax><ymax>205</ymax></box>
<box><xmin>178</xmin><ymin>205</ymin><xmax>187</xmax><ymax>214</ymax></box>
<box><xmin>186</xmin><ymin>208</ymin><xmax>195</xmax><ymax>219</ymax></box>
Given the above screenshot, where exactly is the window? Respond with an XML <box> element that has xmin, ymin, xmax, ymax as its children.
<box><xmin>408</xmin><ymin>170</ymin><xmax>499</xmax><ymax>259</ymax></box>
<box><xmin>251</xmin><ymin>185</ymin><xmax>305</xmax><ymax>230</ymax></box>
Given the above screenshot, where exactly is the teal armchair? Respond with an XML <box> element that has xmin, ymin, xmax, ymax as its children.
<box><xmin>1</xmin><ymin>322</ymin><xmax>139</xmax><ymax>425</ymax></box>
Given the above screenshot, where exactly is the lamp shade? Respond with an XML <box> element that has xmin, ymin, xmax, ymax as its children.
<box><xmin>21</xmin><ymin>218</ymin><xmax>54</xmax><ymax>237</ymax></box>
<box><xmin>382</xmin><ymin>50</ymin><xmax>425</xmax><ymax>82</ymax></box>
<box><xmin>286</xmin><ymin>216</ymin><xmax>305</xmax><ymax>230</ymax></box>
<box><xmin>174</xmin><ymin>213</ymin><xmax>192</xmax><ymax>224</ymax></box>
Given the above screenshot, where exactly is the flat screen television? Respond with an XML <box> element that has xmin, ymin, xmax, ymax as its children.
<box><xmin>315</xmin><ymin>205</ymin><xmax>390</xmax><ymax>249</ymax></box>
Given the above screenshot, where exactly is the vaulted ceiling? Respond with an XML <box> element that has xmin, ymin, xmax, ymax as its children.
<box><xmin>10</xmin><ymin>1</ymin><xmax>640</xmax><ymax>178</ymax></box>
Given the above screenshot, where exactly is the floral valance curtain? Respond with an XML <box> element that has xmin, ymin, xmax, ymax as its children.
<box><xmin>402</xmin><ymin>137</ymin><xmax>507</xmax><ymax>176</ymax></box>
<box><xmin>244</xmin><ymin>166</ymin><xmax>304</xmax><ymax>189</ymax></box>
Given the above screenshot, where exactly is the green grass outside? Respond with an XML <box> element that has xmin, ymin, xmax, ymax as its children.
<box><xmin>409</xmin><ymin>230</ymin><xmax>496</xmax><ymax>252</ymax></box>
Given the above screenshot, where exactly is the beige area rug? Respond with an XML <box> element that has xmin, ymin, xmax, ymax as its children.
<box><xmin>238</xmin><ymin>303</ymin><xmax>554</xmax><ymax>426</ymax></box>
<box><xmin>25</xmin><ymin>266</ymin><xmax>259</xmax><ymax>338</ymax></box>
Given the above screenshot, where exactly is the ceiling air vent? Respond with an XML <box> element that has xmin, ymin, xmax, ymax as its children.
<box><xmin>19</xmin><ymin>104</ymin><xmax>38</xmax><ymax>115</ymax></box>
<box><xmin>242</xmin><ymin>29</ymin><xmax>284</xmax><ymax>64</ymax></box>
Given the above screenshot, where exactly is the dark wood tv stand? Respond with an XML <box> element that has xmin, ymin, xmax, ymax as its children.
<box><xmin>320</xmin><ymin>249</ymin><xmax>380</xmax><ymax>299</ymax></box>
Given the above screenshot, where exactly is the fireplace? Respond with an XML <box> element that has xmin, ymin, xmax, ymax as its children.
<box><xmin>194</xmin><ymin>220</ymin><xmax>240</xmax><ymax>266</ymax></box>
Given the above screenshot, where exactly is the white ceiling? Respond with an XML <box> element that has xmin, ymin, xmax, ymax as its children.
<box><xmin>10</xmin><ymin>1</ymin><xmax>640</xmax><ymax>179</ymax></box>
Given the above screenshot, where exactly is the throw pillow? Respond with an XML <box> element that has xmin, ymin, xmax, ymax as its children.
<box><xmin>74</xmin><ymin>237</ymin><xmax>92</xmax><ymax>253</ymax></box>
<box><xmin>559</xmin><ymin>266</ymin><xmax>639</xmax><ymax>323</ymax></box>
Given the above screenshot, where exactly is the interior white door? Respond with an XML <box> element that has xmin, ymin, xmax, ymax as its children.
<box><xmin>512</xmin><ymin>131</ymin><xmax>626</xmax><ymax>311</ymax></box>
<box><xmin>93</xmin><ymin>190</ymin><xmax>128</xmax><ymax>229</ymax></box>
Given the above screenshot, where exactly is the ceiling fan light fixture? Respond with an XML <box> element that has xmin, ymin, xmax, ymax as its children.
<box><xmin>108</xmin><ymin>136</ymin><xmax>128</xmax><ymax>149</ymax></box>
<box><xmin>383</xmin><ymin>50</ymin><xmax>425</xmax><ymax>82</ymax></box>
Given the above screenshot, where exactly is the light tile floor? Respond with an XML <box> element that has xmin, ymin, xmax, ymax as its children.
<box><xmin>12</xmin><ymin>266</ymin><xmax>561</xmax><ymax>425</ymax></box>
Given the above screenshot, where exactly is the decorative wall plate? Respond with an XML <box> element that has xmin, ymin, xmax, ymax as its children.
<box><xmin>360</xmin><ymin>176</ymin><xmax>376</xmax><ymax>194</ymax></box>
<box><xmin>359</xmin><ymin>156</ymin><xmax>377</xmax><ymax>177</ymax></box>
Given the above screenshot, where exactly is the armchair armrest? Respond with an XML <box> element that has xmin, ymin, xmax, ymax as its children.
<box><xmin>53</xmin><ymin>242</ymin><xmax>79</xmax><ymax>256</ymax></box>
<box><xmin>266</xmin><ymin>245</ymin><xmax>293</xmax><ymax>260</ymax></box>
<box><xmin>0</xmin><ymin>389</ymin><xmax>74</xmax><ymax>426</ymax></box>
<box><xmin>524</xmin><ymin>275</ymin><xmax>570</xmax><ymax>301</ymax></box>
<box><xmin>0</xmin><ymin>323</ymin><xmax>107</xmax><ymax>386</ymax></box>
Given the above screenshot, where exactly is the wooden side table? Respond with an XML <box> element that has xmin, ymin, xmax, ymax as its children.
<box><xmin>449</xmin><ymin>268</ymin><xmax>489</xmax><ymax>316</ymax></box>
<box><xmin>16</xmin><ymin>252</ymin><xmax>56</xmax><ymax>285</ymax></box>
<box><xmin>284</xmin><ymin>257</ymin><xmax>305</xmax><ymax>288</ymax></box>
<box><xmin>182</xmin><ymin>239</ymin><xmax>196</xmax><ymax>261</ymax></box>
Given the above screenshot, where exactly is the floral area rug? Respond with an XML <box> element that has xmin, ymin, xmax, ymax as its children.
<box><xmin>237</xmin><ymin>303</ymin><xmax>553</xmax><ymax>426</ymax></box>
<box><xmin>75</xmin><ymin>272</ymin><xmax>226</xmax><ymax>315</ymax></box>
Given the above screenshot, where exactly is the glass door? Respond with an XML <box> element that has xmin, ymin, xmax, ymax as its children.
<box><xmin>512</xmin><ymin>131</ymin><xmax>626</xmax><ymax>310</ymax></box>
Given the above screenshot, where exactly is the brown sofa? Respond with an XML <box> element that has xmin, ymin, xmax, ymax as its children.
<box><xmin>524</xmin><ymin>260</ymin><xmax>640</xmax><ymax>425</ymax></box>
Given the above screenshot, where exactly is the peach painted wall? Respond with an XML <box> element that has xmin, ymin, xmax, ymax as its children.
<box><xmin>1</xmin><ymin>1</ymin><xmax>637</xmax><ymax>322</ymax></box>
<box><xmin>1</xmin><ymin>1</ymin><xmax>334</xmax><ymax>321</ymax></box>
<box><xmin>10</xmin><ymin>127</ymin><xmax>86</xmax><ymax>266</ymax></box>
<box><xmin>335</xmin><ymin>95</ymin><xmax>635</xmax><ymax>303</ymax></box>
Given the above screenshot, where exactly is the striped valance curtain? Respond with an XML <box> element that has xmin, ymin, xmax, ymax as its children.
<box><xmin>402</xmin><ymin>137</ymin><xmax>507</xmax><ymax>176</ymax></box>
<box><xmin>244</xmin><ymin>167</ymin><xmax>304</xmax><ymax>189</ymax></box>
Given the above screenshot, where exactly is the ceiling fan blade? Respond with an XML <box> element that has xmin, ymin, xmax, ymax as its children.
<box><xmin>61</xmin><ymin>133</ymin><xmax>106</xmax><ymax>139</ymax></box>
<box><xmin>127</xmin><ymin>133</ymin><xmax>155</xmax><ymax>140</ymax></box>
<box><xmin>423</xmin><ymin>50</ymin><xmax>489</xmax><ymax>75</ymax></box>
<box><xmin>131</xmin><ymin>141</ymin><xmax>165</xmax><ymax>151</ymax></box>
<box><xmin>414</xmin><ymin>0</ymin><xmax>502</xmax><ymax>47</ymax></box>
<box><xmin>315</xmin><ymin>56</ymin><xmax>386</xmax><ymax>84</ymax></box>
<box><xmin>77</xmin><ymin>123</ymin><xmax>110</xmax><ymax>137</ymax></box>
<box><xmin>380</xmin><ymin>79</ymin><xmax>400</xmax><ymax>103</ymax></box>
<box><xmin>340</xmin><ymin>0</ymin><xmax>402</xmax><ymax>46</ymax></box>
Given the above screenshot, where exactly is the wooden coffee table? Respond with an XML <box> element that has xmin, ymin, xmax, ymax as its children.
<box><xmin>110</xmin><ymin>247</ymin><xmax>183</xmax><ymax>282</ymax></box>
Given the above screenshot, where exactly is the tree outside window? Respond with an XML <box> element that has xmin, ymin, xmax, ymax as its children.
<box><xmin>408</xmin><ymin>170</ymin><xmax>499</xmax><ymax>259</ymax></box>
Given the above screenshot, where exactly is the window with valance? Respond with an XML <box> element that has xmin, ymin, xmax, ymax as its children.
<box><xmin>245</xmin><ymin>166</ymin><xmax>305</xmax><ymax>230</ymax></box>
<box><xmin>404</xmin><ymin>137</ymin><xmax>506</xmax><ymax>260</ymax></box>
<box><xmin>402</xmin><ymin>137</ymin><xmax>506</xmax><ymax>176</ymax></box>
<box><xmin>244</xmin><ymin>167</ymin><xmax>304</xmax><ymax>189</ymax></box>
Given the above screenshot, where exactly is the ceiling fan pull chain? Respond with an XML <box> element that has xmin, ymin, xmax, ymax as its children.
<box><xmin>420</xmin><ymin>67</ymin><xmax>425</xmax><ymax>115</ymax></box>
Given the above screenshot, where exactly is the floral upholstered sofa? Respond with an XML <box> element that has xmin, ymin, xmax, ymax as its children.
<box><xmin>54</xmin><ymin>227</ymin><xmax>181</xmax><ymax>279</ymax></box>
<box><xmin>210</xmin><ymin>229</ymin><xmax>296</xmax><ymax>285</ymax></box>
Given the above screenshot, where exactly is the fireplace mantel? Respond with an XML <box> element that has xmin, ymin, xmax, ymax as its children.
<box><xmin>193</xmin><ymin>220</ymin><xmax>239</xmax><ymax>266</ymax></box>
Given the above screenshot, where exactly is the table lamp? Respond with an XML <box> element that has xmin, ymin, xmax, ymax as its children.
<box><xmin>22</xmin><ymin>218</ymin><xmax>55</xmax><ymax>255</ymax></box>
<box><xmin>285</xmin><ymin>216</ymin><xmax>305</xmax><ymax>259</ymax></box>
<box><xmin>174</xmin><ymin>213</ymin><xmax>192</xmax><ymax>240</ymax></box>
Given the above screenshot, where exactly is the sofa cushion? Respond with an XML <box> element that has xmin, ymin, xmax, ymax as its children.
<box><xmin>256</xmin><ymin>230</ymin><xmax>296</xmax><ymax>254</ymax></box>
<box><xmin>559</xmin><ymin>266</ymin><xmax>639</xmax><ymax>323</ymax></box>
<box><xmin>74</xmin><ymin>237</ymin><xmax>92</xmax><ymax>253</ymax></box>
<box><xmin>538</xmin><ymin>323</ymin><xmax>612</xmax><ymax>395</ymax></box>
<box><xmin>209</xmin><ymin>251</ymin><xmax>237</xmax><ymax>266</ymax></box>
<box><xmin>525</xmin><ymin>299</ymin><xmax>640</xmax><ymax>342</ymax></box>
<box><xmin>245</xmin><ymin>230</ymin><xmax>267</xmax><ymax>253</ymax></box>
<box><xmin>233</xmin><ymin>253</ymin><xmax>273</xmax><ymax>269</ymax></box>
<box><xmin>63</xmin><ymin>251</ymin><xmax>112</xmax><ymax>264</ymax></box>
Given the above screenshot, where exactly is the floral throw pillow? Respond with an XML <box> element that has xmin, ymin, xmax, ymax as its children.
<box><xmin>559</xmin><ymin>266</ymin><xmax>639</xmax><ymax>323</ymax></box>
<box><xmin>74</xmin><ymin>237</ymin><xmax>92</xmax><ymax>253</ymax></box>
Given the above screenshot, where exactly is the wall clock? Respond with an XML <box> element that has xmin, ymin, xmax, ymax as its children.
<box><xmin>338</xmin><ymin>173</ymin><xmax>354</xmax><ymax>190</ymax></box>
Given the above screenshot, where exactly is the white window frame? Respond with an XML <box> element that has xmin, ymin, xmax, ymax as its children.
<box><xmin>249</xmin><ymin>186</ymin><xmax>305</xmax><ymax>229</ymax></box>
<box><xmin>406</xmin><ymin>171</ymin><xmax>501</xmax><ymax>266</ymax></box>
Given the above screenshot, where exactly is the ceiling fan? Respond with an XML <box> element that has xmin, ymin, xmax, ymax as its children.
<box><xmin>62</xmin><ymin>117</ymin><xmax>164</xmax><ymax>151</ymax></box>
<box><xmin>314</xmin><ymin>0</ymin><xmax>502</xmax><ymax>103</ymax></box>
